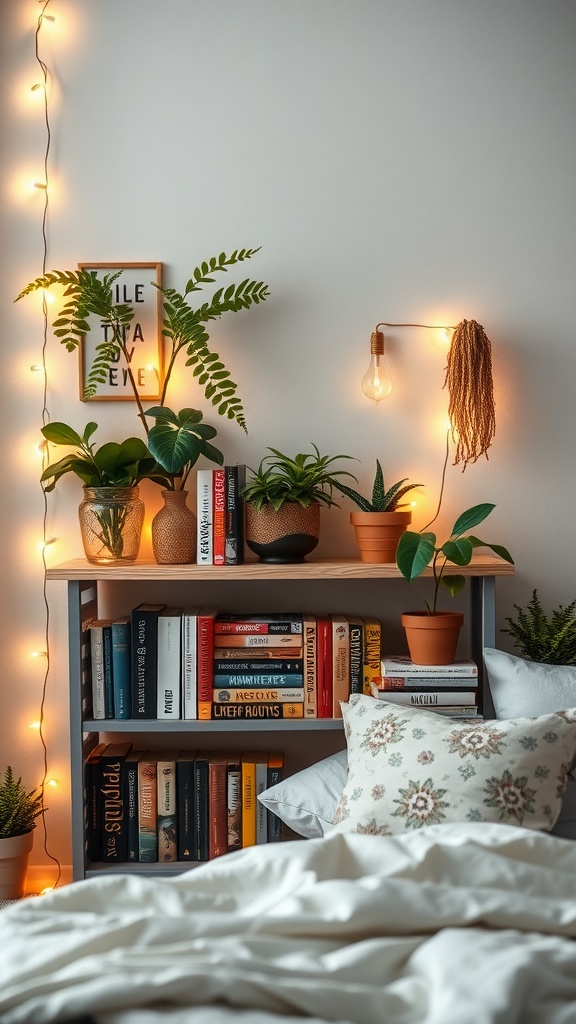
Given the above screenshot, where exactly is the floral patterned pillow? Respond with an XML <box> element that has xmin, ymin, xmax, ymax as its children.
<box><xmin>331</xmin><ymin>694</ymin><xmax>576</xmax><ymax>836</ymax></box>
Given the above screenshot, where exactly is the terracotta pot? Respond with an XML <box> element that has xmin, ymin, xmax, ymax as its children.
<box><xmin>350</xmin><ymin>510</ymin><xmax>412</xmax><ymax>564</ymax></box>
<box><xmin>0</xmin><ymin>829</ymin><xmax>34</xmax><ymax>900</ymax></box>
<box><xmin>245</xmin><ymin>501</ymin><xmax>320</xmax><ymax>563</ymax></box>
<box><xmin>152</xmin><ymin>490</ymin><xmax>197</xmax><ymax>564</ymax></box>
<box><xmin>401</xmin><ymin>611</ymin><xmax>464</xmax><ymax>666</ymax></box>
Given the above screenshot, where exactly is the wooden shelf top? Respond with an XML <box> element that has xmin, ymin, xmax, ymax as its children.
<box><xmin>46</xmin><ymin>554</ymin><xmax>514</xmax><ymax>582</ymax></box>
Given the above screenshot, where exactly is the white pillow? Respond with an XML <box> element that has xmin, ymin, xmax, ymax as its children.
<box><xmin>484</xmin><ymin>647</ymin><xmax>576</xmax><ymax>719</ymax></box>
<box><xmin>257</xmin><ymin>749</ymin><xmax>347</xmax><ymax>838</ymax></box>
<box><xmin>331</xmin><ymin>694</ymin><xmax>576</xmax><ymax>836</ymax></box>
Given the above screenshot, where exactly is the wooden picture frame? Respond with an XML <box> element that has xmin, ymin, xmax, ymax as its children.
<box><xmin>78</xmin><ymin>262</ymin><xmax>163</xmax><ymax>402</ymax></box>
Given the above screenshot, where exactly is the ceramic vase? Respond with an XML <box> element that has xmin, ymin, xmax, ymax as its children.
<box><xmin>152</xmin><ymin>490</ymin><xmax>197</xmax><ymax>564</ymax></box>
<box><xmin>245</xmin><ymin>501</ymin><xmax>320</xmax><ymax>563</ymax></box>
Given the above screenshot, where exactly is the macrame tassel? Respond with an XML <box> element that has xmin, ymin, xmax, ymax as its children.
<box><xmin>444</xmin><ymin>319</ymin><xmax>496</xmax><ymax>471</ymax></box>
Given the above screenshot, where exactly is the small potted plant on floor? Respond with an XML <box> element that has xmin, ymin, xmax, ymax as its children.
<box><xmin>40</xmin><ymin>422</ymin><xmax>155</xmax><ymax>564</ymax></box>
<box><xmin>501</xmin><ymin>590</ymin><xmax>576</xmax><ymax>664</ymax></box>
<box><xmin>0</xmin><ymin>767</ymin><xmax>43</xmax><ymax>900</ymax></box>
<box><xmin>396</xmin><ymin>502</ymin><xmax>514</xmax><ymax>664</ymax></box>
<box><xmin>241</xmin><ymin>444</ymin><xmax>357</xmax><ymax>563</ymax></box>
<box><xmin>332</xmin><ymin>460</ymin><xmax>423</xmax><ymax>563</ymax></box>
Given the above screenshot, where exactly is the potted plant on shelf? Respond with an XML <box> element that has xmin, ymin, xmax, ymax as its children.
<box><xmin>396</xmin><ymin>502</ymin><xmax>514</xmax><ymax>665</ymax></box>
<box><xmin>332</xmin><ymin>460</ymin><xmax>423</xmax><ymax>563</ymax></box>
<box><xmin>0</xmin><ymin>766</ymin><xmax>43</xmax><ymax>900</ymax></box>
<box><xmin>40</xmin><ymin>421</ymin><xmax>155</xmax><ymax>564</ymax></box>
<box><xmin>241</xmin><ymin>444</ymin><xmax>357</xmax><ymax>563</ymax></box>
<box><xmin>143</xmin><ymin>406</ymin><xmax>224</xmax><ymax>564</ymax></box>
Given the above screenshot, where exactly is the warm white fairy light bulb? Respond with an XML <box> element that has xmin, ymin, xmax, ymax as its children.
<box><xmin>361</xmin><ymin>326</ymin><xmax>392</xmax><ymax>403</ymax></box>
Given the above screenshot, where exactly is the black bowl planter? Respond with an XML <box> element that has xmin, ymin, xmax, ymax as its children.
<box><xmin>245</xmin><ymin>502</ymin><xmax>320</xmax><ymax>564</ymax></box>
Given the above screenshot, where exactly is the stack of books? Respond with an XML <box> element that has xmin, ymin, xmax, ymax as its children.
<box><xmin>196</xmin><ymin>465</ymin><xmax>246</xmax><ymax>565</ymax></box>
<box><xmin>86</xmin><ymin>744</ymin><xmax>284</xmax><ymax>865</ymax></box>
<box><xmin>213</xmin><ymin>614</ymin><xmax>305</xmax><ymax>719</ymax></box>
<box><xmin>371</xmin><ymin>655</ymin><xmax>480</xmax><ymax>718</ymax></box>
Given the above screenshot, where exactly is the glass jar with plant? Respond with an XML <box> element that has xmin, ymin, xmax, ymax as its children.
<box><xmin>40</xmin><ymin>422</ymin><xmax>155</xmax><ymax>564</ymax></box>
<box><xmin>242</xmin><ymin>444</ymin><xmax>357</xmax><ymax>563</ymax></box>
<box><xmin>332</xmin><ymin>459</ymin><xmax>423</xmax><ymax>563</ymax></box>
<box><xmin>396</xmin><ymin>502</ymin><xmax>514</xmax><ymax>664</ymax></box>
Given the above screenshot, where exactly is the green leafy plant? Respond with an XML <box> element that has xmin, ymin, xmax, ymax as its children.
<box><xmin>0</xmin><ymin>767</ymin><xmax>43</xmax><ymax>838</ymax></box>
<box><xmin>396</xmin><ymin>502</ymin><xmax>514</xmax><ymax>614</ymax></box>
<box><xmin>333</xmin><ymin>459</ymin><xmax>423</xmax><ymax>511</ymax></box>
<box><xmin>15</xmin><ymin>248</ymin><xmax>269</xmax><ymax>436</ymax></box>
<box><xmin>242</xmin><ymin>444</ymin><xmax>357</xmax><ymax>511</ymax></box>
<box><xmin>501</xmin><ymin>590</ymin><xmax>576</xmax><ymax>664</ymax></box>
<box><xmin>40</xmin><ymin>422</ymin><xmax>155</xmax><ymax>491</ymax></box>
<box><xmin>144</xmin><ymin>406</ymin><xmax>224</xmax><ymax>491</ymax></box>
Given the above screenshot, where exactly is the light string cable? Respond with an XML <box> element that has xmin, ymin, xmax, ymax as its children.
<box><xmin>35</xmin><ymin>0</ymin><xmax>61</xmax><ymax>888</ymax></box>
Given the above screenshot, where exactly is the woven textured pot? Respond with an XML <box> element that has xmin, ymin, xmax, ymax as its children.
<box><xmin>401</xmin><ymin>611</ymin><xmax>464</xmax><ymax>666</ymax></box>
<box><xmin>245</xmin><ymin>501</ymin><xmax>320</xmax><ymax>563</ymax></box>
<box><xmin>0</xmin><ymin>829</ymin><xmax>34</xmax><ymax>900</ymax></box>
<box><xmin>152</xmin><ymin>490</ymin><xmax>197</xmax><ymax>565</ymax></box>
<box><xmin>350</xmin><ymin>510</ymin><xmax>412</xmax><ymax>564</ymax></box>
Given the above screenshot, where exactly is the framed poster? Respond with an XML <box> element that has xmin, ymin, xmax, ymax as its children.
<box><xmin>78</xmin><ymin>262</ymin><xmax>163</xmax><ymax>401</ymax></box>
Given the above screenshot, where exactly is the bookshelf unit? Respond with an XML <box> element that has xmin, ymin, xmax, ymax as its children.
<box><xmin>48</xmin><ymin>554</ymin><xmax>514</xmax><ymax>880</ymax></box>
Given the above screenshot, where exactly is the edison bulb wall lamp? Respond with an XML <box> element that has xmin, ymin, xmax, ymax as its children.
<box><xmin>361</xmin><ymin>324</ymin><xmax>393</xmax><ymax>403</ymax></box>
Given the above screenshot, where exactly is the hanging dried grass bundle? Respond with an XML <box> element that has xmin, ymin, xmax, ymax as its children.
<box><xmin>444</xmin><ymin>319</ymin><xmax>496</xmax><ymax>471</ymax></box>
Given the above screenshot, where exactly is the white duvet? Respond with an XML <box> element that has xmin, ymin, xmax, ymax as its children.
<box><xmin>2</xmin><ymin>822</ymin><xmax>576</xmax><ymax>1024</ymax></box>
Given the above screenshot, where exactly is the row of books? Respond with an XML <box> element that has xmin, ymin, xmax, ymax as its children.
<box><xmin>89</xmin><ymin>607</ymin><xmax>384</xmax><ymax>721</ymax></box>
<box><xmin>371</xmin><ymin>655</ymin><xmax>481</xmax><ymax>718</ymax></box>
<box><xmin>86</xmin><ymin>743</ymin><xmax>284</xmax><ymax>864</ymax></box>
<box><xmin>196</xmin><ymin>465</ymin><xmax>246</xmax><ymax>565</ymax></box>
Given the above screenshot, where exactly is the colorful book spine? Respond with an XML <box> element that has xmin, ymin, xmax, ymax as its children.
<box><xmin>215</xmin><ymin>614</ymin><xmax>303</xmax><ymax>634</ymax></box>
<box><xmin>316</xmin><ymin>615</ymin><xmax>333</xmax><ymax>718</ymax></box>
<box><xmin>266</xmin><ymin>753</ymin><xmax>284</xmax><ymax>842</ymax></box>
<box><xmin>331</xmin><ymin>614</ymin><xmax>350</xmax><ymax>718</ymax></box>
<box><xmin>103</xmin><ymin>623</ymin><xmax>114</xmax><ymax>719</ymax></box>
<box><xmin>89</xmin><ymin>619</ymin><xmax>111</xmax><ymax>720</ymax></box>
<box><xmin>213</xmin><ymin>633</ymin><xmax>303</xmax><ymax>648</ymax></box>
<box><xmin>213</xmin><ymin>673</ymin><xmax>304</xmax><ymax>687</ymax></box>
<box><xmin>197</xmin><ymin>606</ymin><xmax>218</xmax><ymax>720</ymax></box>
<box><xmin>370</xmin><ymin>684</ymin><xmax>477</xmax><ymax>706</ymax></box>
<box><xmin>214</xmin><ymin>647</ymin><xmax>302</xmax><ymax>660</ymax></box>
<box><xmin>156</xmin><ymin>608</ymin><xmax>182</xmax><ymax>719</ymax></box>
<box><xmin>111</xmin><ymin>616</ymin><xmax>131</xmax><ymax>720</ymax></box>
<box><xmin>226</xmin><ymin>755</ymin><xmax>242</xmax><ymax>852</ymax></box>
<box><xmin>363</xmin><ymin>618</ymin><xmax>382</xmax><ymax>695</ymax></box>
<box><xmin>176</xmin><ymin>751</ymin><xmax>196</xmax><ymax>860</ymax></box>
<box><xmin>212</xmin><ymin>703</ymin><xmax>304</xmax><ymax>719</ymax></box>
<box><xmin>302</xmin><ymin>614</ymin><xmax>317</xmax><ymax>718</ymax></box>
<box><xmin>182</xmin><ymin>608</ymin><xmax>200</xmax><ymax>719</ymax></box>
<box><xmin>212</xmin><ymin>687</ymin><xmax>305</xmax><ymax>703</ymax></box>
<box><xmin>208</xmin><ymin>752</ymin><xmax>229</xmax><ymax>859</ymax></box>
<box><xmin>241</xmin><ymin>751</ymin><xmax>258</xmax><ymax>847</ymax></box>
<box><xmin>347</xmin><ymin>615</ymin><xmax>364</xmax><ymax>695</ymax></box>
<box><xmin>212</xmin><ymin>468</ymin><xmax>226</xmax><ymax>565</ymax></box>
<box><xmin>100</xmin><ymin>743</ymin><xmax>132</xmax><ymax>862</ymax></box>
<box><xmin>196</xmin><ymin>468</ymin><xmax>213</xmax><ymax>564</ymax></box>
<box><xmin>213</xmin><ymin>659</ymin><xmax>304</xmax><ymax>674</ymax></box>
<box><xmin>224</xmin><ymin>464</ymin><xmax>246</xmax><ymax>566</ymax></box>
<box><xmin>157</xmin><ymin>752</ymin><xmax>178</xmax><ymax>862</ymax></box>
<box><xmin>380</xmin><ymin>656</ymin><xmax>478</xmax><ymax>677</ymax></box>
<box><xmin>131</xmin><ymin>603</ymin><xmax>166</xmax><ymax>719</ymax></box>
<box><xmin>137</xmin><ymin>754</ymin><xmax>158</xmax><ymax>862</ymax></box>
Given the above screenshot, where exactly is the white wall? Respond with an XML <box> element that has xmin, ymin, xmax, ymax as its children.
<box><xmin>1</xmin><ymin>0</ymin><xmax>575</xmax><ymax>879</ymax></box>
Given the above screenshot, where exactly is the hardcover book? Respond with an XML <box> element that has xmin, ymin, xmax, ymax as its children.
<box><xmin>196</xmin><ymin>468</ymin><xmax>213</xmax><ymax>565</ymax></box>
<box><xmin>380</xmin><ymin>656</ymin><xmax>478</xmax><ymax>677</ymax></box>
<box><xmin>316</xmin><ymin>615</ymin><xmax>333</xmax><ymax>719</ymax></box>
<box><xmin>137</xmin><ymin>752</ymin><xmax>158</xmax><ymax>862</ymax></box>
<box><xmin>226</xmin><ymin>755</ymin><xmax>242</xmax><ymax>852</ymax></box>
<box><xmin>377</xmin><ymin>674</ymin><xmax>480</xmax><ymax>689</ymax></box>
<box><xmin>100</xmin><ymin>742</ymin><xmax>132</xmax><ymax>862</ymax></box>
<box><xmin>111</xmin><ymin>616</ymin><xmax>131</xmax><ymax>720</ymax></box>
<box><xmin>212</xmin><ymin>702</ymin><xmax>304</xmax><ymax>719</ymax></box>
<box><xmin>212</xmin><ymin>687</ymin><xmax>305</xmax><ymax>703</ymax></box>
<box><xmin>255</xmin><ymin>753</ymin><xmax>268</xmax><ymax>845</ymax></box>
<box><xmin>182</xmin><ymin>607</ymin><xmax>201</xmax><ymax>719</ymax></box>
<box><xmin>85</xmin><ymin>741</ymin><xmax>107</xmax><ymax>863</ymax></box>
<box><xmin>103</xmin><ymin>623</ymin><xmax>114</xmax><ymax>719</ymax></box>
<box><xmin>176</xmin><ymin>750</ymin><xmax>196</xmax><ymax>861</ymax></box>
<box><xmin>241</xmin><ymin>750</ymin><xmax>258</xmax><ymax>848</ymax></box>
<box><xmin>224</xmin><ymin>464</ymin><xmax>246</xmax><ymax>565</ymax></box>
<box><xmin>193</xmin><ymin>751</ymin><xmax>209</xmax><ymax>861</ymax></box>
<box><xmin>214</xmin><ymin>647</ymin><xmax>302</xmax><ymax>660</ymax></box>
<box><xmin>346</xmin><ymin>615</ymin><xmax>364</xmax><ymax>695</ymax></box>
<box><xmin>156</xmin><ymin>751</ymin><xmax>178</xmax><ymax>862</ymax></box>
<box><xmin>212</xmin><ymin>467</ymin><xmax>226</xmax><ymax>566</ymax></box>
<box><xmin>208</xmin><ymin>751</ymin><xmax>228</xmax><ymax>859</ymax></box>
<box><xmin>122</xmin><ymin>750</ymin><xmax>142</xmax><ymax>862</ymax></box>
<box><xmin>370</xmin><ymin>684</ymin><xmax>478</xmax><ymax>706</ymax></box>
<box><xmin>197</xmin><ymin>606</ymin><xmax>219</xmax><ymax>720</ymax></box>
<box><xmin>213</xmin><ymin>673</ymin><xmax>304</xmax><ymax>687</ymax></box>
<box><xmin>89</xmin><ymin>619</ymin><xmax>112</xmax><ymax>720</ymax></box>
<box><xmin>213</xmin><ymin>633</ymin><xmax>303</xmax><ymax>648</ymax></box>
<box><xmin>363</xmin><ymin>618</ymin><xmax>382</xmax><ymax>695</ymax></box>
<box><xmin>330</xmin><ymin>614</ymin><xmax>350</xmax><ymax>718</ymax></box>
<box><xmin>157</xmin><ymin>608</ymin><xmax>182</xmax><ymax>720</ymax></box>
<box><xmin>266</xmin><ymin>752</ymin><xmax>284</xmax><ymax>842</ymax></box>
<box><xmin>130</xmin><ymin>603</ymin><xmax>166</xmax><ymax>719</ymax></box>
<box><xmin>213</xmin><ymin>659</ymin><xmax>304</xmax><ymax>675</ymax></box>
<box><xmin>302</xmin><ymin>613</ymin><xmax>317</xmax><ymax>719</ymax></box>
<box><xmin>215</xmin><ymin>613</ymin><xmax>303</xmax><ymax>635</ymax></box>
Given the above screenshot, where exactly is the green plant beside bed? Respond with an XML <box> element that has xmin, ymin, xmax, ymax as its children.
<box><xmin>0</xmin><ymin>766</ymin><xmax>43</xmax><ymax>838</ymax></box>
<box><xmin>502</xmin><ymin>589</ymin><xmax>576</xmax><ymax>664</ymax></box>
<box><xmin>333</xmin><ymin>459</ymin><xmax>422</xmax><ymax>511</ymax></box>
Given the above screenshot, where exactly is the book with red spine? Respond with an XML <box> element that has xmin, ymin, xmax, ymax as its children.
<box><xmin>213</xmin><ymin>633</ymin><xmax>303</xmax><ymax>649</ymax></box>
<box><xmin>208</xmin><ymin>751</ymin><xmax>229</xmax><ymax>859</ymax></box>
<box><xmin>197</xmin><ymin>606</ymin><xmax>219</xmax><ymax>719</ymax></box>
<box><xmin>212</xmin><ymin>468</ymin><xmax>226</xmax><ymax>565</ymax></box>
<box><xmin>330</xmin><ymin>614</ymin><xmax>350</xmax><ymax>718</ymax></box>
<box><xmin>316</xmin><ymin>615</ymin><xmax>333</xmax><ymax>718</ymax></box>
<box><xmin>215</xmin><ymin>613</ymin><xmax>303</xmax><ymax>635</ymax></box>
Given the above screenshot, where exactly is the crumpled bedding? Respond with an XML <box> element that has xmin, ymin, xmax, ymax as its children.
<box><xmin>2</xmin><ymin>821</ymin><xmax>576</xmax><ymax>1024</ymax></box>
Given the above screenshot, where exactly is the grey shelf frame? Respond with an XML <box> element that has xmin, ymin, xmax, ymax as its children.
<box><xmin>62</xmin><ymin>558</ymin><xmax>507</xmax><ymax>880</ymax></box>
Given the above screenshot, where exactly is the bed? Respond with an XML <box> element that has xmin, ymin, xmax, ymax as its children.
<box><xmin>3</xmin><ymin>647</ymin><xmax>576</xmax><ymax>1024</ymax></box>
